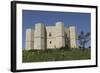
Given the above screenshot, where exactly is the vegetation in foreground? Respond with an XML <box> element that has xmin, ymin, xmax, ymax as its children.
<box><xmin>22</xmin><ymin>48</ymin><xmax>91</xmax><ymax>63</ymax></box>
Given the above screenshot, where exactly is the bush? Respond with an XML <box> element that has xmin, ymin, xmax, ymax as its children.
<box><xmin>59</xmin><ymin>44</ymin><xmax>70</xmax><ymax>51</ymax></box>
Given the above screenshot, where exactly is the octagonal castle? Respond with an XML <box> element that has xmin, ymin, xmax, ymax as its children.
<box><xmin>25</xmin><ymin>22</ymin><xmax>77</xmax><ymax>50</ymax></box>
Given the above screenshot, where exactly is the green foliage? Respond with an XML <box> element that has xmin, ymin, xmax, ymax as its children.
<box><xmin>22</xmin><ymin>48</ymin><xmax>91</xmax><ymax>63</ymax></box>
<box><xmin>59</xmin><ymin>44</ymin><xmax>71</xmax><ymax>51</ymax></box>
<box><xmin>78</xmin><ymin>31</ymin><xmax>91</xmax><ymax>49</ymax></box>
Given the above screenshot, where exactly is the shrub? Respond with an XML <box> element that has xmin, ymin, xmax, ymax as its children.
<box><xmin>59</xmin><ymin>44</ymin><xmax>70</xmax><ymax>51</ymax></box>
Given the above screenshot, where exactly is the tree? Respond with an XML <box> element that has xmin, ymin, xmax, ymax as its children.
<box><xmin>78</xmin><ymin>31</ymin><xmax>90</xmax><ymax>50</ymax></box>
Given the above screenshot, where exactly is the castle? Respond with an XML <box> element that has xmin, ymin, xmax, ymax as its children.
<box><xmin>25</xmin><ymin>22</ymin><xmax>77</xmax><ymax>50</ymax></box>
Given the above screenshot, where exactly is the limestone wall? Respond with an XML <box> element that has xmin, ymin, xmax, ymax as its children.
<box><xmin>25</xmin><ymin>22</ymin><xmax>77</xmax><ymax>50</ymax></box>
<box><xmin>55</xmin><ymin>22</ymin><xmax>65</xmax><ymax>48</ymax></box>
<box><xmin>65</xmin><ymin>28</ymin><xmax>70</xmax><ymax>48</ymax></box>
<box><xmin>34</xmin><ymin>23</ymin><xmax>46</xmax><ymax>50</ymax></box>
<box><xmin>25</xmin><ymin>29</ymin><xmax>34</xmax><ymax>50</ymax></box>
<box><xmin>69</xmin><ymin>26</ymin><xmax>77</xmax><ymax>48</ymax></box>
<box><xmin>46</xmin><ymin>26</ymin><xmax>56</xmax><ymax>49</ymax></box>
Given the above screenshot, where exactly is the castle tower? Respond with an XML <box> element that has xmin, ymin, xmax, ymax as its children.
<box><xmin>34</xmin><ymin>23</ymin><xmax>46</xmax><ymax>50</ymax></box>
<box><xmin>55</xmin><ymin>22</ymin><xmax>65</xmax><ymax>48</ymax></box>
<box><xmin>25</xmin><ymin>29</ymin><xmax>34</xmax><ymax>50</ymax></box>
<box><xmin>69</xmin><ymin>26</ymin><xmax>77</xmax><ymax>48</ymax></box>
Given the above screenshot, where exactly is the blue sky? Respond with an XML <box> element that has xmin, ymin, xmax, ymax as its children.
<box><xmin>22</xmin><ymin>10</ymin><xmax>91</xmax><ymax>49</ymax></box>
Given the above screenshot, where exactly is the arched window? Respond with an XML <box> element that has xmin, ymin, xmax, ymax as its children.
<box><xmin>49</xmin><ymin>32</ymin><xmax>52</xmax><ymax>37</ymax></box>
<box><xmin>50</xmin><ymin>41</ymin><xmax>52</xmax><ymax>44</ymax></box>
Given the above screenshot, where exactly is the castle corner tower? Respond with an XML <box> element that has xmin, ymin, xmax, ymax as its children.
<box><xmin>25</xmin><ymin>29</ymin><xmax>34</xmax><ymax>50</ymax></box>
<box><xmin>69</xmin><ymin>26</ymin><xmax>77</xmax><ymax>48</ymax></box>
<box><xmin>55</xmin><ymin>22</ymin><xmax>65</xmax><ymax>48</ymax></box>
<box><xmin>34</xmin><ymin>23</ymin><xmax>46</xmax><ymax>50</ymax></box>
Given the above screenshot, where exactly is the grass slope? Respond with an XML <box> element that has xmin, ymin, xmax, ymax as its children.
<box><xmin>22</xmin><ymin>49</ymin><xmax>91</xmax><ymax>63</ymax></box>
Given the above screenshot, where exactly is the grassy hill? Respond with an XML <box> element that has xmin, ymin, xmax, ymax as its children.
<box><xmin>22</xmin><ymin>48</ymin><xmax>91</xmax><ymax>63</ymax></box>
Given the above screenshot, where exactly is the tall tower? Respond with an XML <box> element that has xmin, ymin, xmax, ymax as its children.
<box><xmin>25</xmin><ymin>29</ymin><xmax>34</xmax><ymax>50</ymax></box>
<box><xmin>34</xmin><ymin>23</ymin><xmax>46</xmax><ymax>50</ymax></box>
<box><xmin>55</xmin><ymin>22</ymin><xmax>65</xmax><ymax>48</ymax></box>
<box><xmin>69</xmin><ymin>26</ymin><xmax>77</xmax><ymax>48</ymax></box>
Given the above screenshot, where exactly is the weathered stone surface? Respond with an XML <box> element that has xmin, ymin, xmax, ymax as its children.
<box><xmin>25</xmin><ymin>22</ymin><xmax>77</xmax><ymax>50</ymax></box>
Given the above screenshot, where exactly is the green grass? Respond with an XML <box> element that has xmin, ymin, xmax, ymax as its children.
<box><xmin>22</xmin><ymin>48</ymin><xmax>91</xmax><ymax>63</ymax></box>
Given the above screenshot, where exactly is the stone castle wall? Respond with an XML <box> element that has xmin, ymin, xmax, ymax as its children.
<box><xmin>34</xmin><ymin>23</ymin><xmax>46</xmax><ymax>50</ymax></box>
<box><xmin>25</xmin><ymin>29</ymin><xmax>34</xmax><ymax>50</ymax></box>
<box><xmin>25</xmin><ymin>22</ymin><xmax>77</xmax><ymax>50</ymax></box>
<box><xmin>69</xmin><ymin>26</ymin><xmax>77</xmax><ymax>48</ymax></box>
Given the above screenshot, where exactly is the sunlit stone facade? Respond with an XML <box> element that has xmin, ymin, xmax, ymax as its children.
<box><xmin>25</xmin><ymin>22</ymin><xmax>77</xmax><ymax>50</ymax></box>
